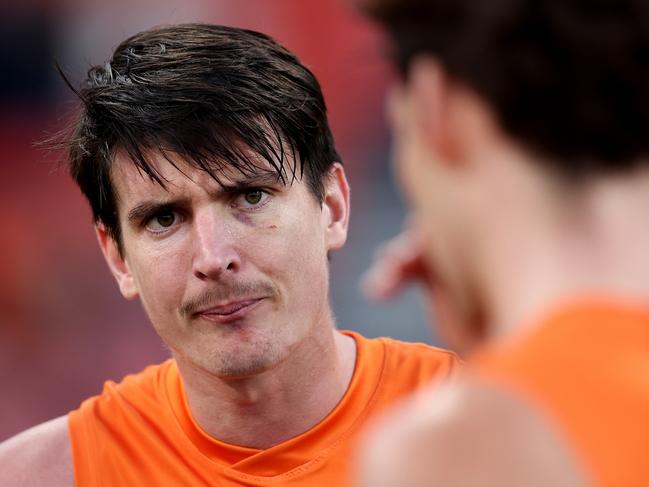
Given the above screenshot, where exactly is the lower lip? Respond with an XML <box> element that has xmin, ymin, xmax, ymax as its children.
<box><xmin>197</xmin><ymin>298</ymin><xmax>264</xmax><ymax>324</ymax></box>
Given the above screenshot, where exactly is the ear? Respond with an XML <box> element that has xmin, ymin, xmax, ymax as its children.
<box><xmin>95</xmin><ymin>223</ymin><xmax>139</xmax><ymax>300</ymax></box>
<box><xmin>407</xmin><ymin>56</ymin><xmax>460</xmax><ymax>165</ymax></box>
<box><xmin>323</xmin><ymin>162</ymin><xmax>350</xmax><ymax>251</ymax></box>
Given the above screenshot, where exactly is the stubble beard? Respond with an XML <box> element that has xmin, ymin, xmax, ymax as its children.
<box><xmin>200</xmin><ymin>332</ymin><xmax>285</xmax><ymax>379</ymax></box>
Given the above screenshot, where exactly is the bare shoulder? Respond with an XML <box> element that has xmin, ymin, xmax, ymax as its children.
<box><xmin>0</xmin><ymin>415</ymin><xmax>74</xmax><ymax>487</ymax></box>
<box><xmin>358</xmin><ymin>379</ymin><xmax>590</xmax><ymax>487</ymax></box>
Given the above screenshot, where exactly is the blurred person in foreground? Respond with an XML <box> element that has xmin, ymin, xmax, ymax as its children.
<box><xmin>356</xmin><ymin>1</ymin><xmax>649</xmax><ymax>486</ymax></box>
<box><xmin>0</xmin><ymin>24</ymin><xmax>459</xmax><ymax>486</ymax></box>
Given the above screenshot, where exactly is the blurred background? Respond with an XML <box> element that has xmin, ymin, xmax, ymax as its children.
<box><xmin>0</xmin><ymin>0</ymin><xmax>438</xmax><ymax>440</ymax></box>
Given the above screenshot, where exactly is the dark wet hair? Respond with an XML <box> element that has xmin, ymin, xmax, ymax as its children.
<box><xmin>364</xmin><ymin>0</ymin><xmax>649</xmax><ymax>176</ymax></box>
<box><xmin>61</xmin><ymin>23</ymin><xmax>341</xmax><ymax>248</ymax></box>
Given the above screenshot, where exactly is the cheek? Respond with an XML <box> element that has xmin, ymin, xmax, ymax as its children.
<box><xmin>256</xmin><ymin>214</ymin><xmax>326</xmax><ymax>278</ymax></box>
<box><xmin>252</xmin><ymin>205</ymin><xmax>329</xmax><ymax>299</ymax></box>
<box><xmin>128</xmin><ymin>244</ymin><xmax>190</xmax><ymax>318</ymax></box>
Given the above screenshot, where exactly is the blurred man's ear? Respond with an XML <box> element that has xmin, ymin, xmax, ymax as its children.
<box><xmin>407</xmin><ymin>56</ymin><xmax>462</xmax><ymax>166</ymax></box>
<box><xmin>95</xmin><ymin>224</ymin><xmax>139</xmax><ymax>300</ymax></box>
<box><xmin>323</xmin><ymin>163</ymin><xmax>351</xmax><ymax>252</ymax></box>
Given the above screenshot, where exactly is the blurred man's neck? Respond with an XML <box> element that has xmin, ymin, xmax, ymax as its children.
<box><xmin>474</xmin><ymin>157</ymin><xmax>649</xmax><ymax>341</ymax></box>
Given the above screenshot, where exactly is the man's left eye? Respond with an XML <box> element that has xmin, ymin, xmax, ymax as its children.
<box><xmin>244</xmin><ymin>190</ymin><xmax>263</xmax><ymax>205</ymax></box>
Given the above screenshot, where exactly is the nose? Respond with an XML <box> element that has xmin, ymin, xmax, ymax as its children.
<box><xmin>191</xmin><ymin>209</ymin><xmax>242</xmax><ymax>281</ymax></box>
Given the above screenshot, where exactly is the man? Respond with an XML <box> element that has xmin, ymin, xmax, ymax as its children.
<box><xmin>0</xmin><ymin>24</ymin><xmax>457</xmax><ymax>486</ymax></box>
<box><xmin>356</xmin><ymin>1</ymin><xmax>649</xmax><ymax>486</ymax></box>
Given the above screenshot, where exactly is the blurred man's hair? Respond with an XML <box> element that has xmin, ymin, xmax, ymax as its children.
<box><xmin>364</xmin><ymin>0</ymin><xmax>649</xmax><ymax>175</ymax></box>
<box><xmin>60</xmin><ymin>23</ymin><xmax>340</xmax><ymax>248</ymax></box>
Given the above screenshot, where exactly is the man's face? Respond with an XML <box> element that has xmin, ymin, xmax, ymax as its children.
<box><xmin>99</xmin><ymin>152</ymin><xmax>349</xmax><ymax>378</ymax></box>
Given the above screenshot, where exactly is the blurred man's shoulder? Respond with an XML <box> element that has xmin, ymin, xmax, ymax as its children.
<box><xmin>359</xmin><ymin>378</ymin><xmax>588</xmax><ymax>487</ymax></box>
<box><xmin>0</xmin><ymin>415</ymin><xmax>73</xmax><ymax>487</ymax></box>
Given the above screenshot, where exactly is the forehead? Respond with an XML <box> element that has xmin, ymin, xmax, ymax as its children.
<box><xmin>110</xmin><ymin>149</ymin><xmax>298</xmax><ymax>203</ymax></box>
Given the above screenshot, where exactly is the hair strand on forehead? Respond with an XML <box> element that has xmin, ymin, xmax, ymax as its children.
<box><xmin>53</xmin><ymin>23</ymin><xmax>342</xmax><ymax>251</ymax></box>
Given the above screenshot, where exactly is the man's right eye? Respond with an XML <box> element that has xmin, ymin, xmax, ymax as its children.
<box><xmin>145</xmin><ymin>210</ymin><xmax>180</xmax><ymax>233</ymax></box>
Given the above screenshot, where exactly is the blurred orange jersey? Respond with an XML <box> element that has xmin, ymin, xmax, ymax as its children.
<box><xmin>68</xmin><ymin>331</ymin><xmax>457</xmax><ymax>486</ymax></box>
<box><xmin>471</xmin><ymin>298</ymin><xmax>649</xmax><ymax>486</ymax></box>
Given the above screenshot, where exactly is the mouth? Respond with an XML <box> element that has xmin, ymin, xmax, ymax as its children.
<box><xmin>195</xmin><ymin>298</ymin><xmax>265</xmax><ymax>324</ymax></box>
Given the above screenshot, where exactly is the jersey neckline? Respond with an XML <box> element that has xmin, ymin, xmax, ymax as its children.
<box><xmin>164</xmin><ymin>330</ymin><xmax>387</xmax><ymax>479</ymax></box>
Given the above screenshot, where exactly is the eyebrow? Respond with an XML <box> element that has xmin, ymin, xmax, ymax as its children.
<box><xmin>125</xmin><ymin>172</ymin><xmax>285</xmax><ymax>225</ymax></box>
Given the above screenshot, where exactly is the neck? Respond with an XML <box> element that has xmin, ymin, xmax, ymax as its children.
<box><xmin>174</xmin><ymin>326</ymin><xmax>356</xmax><ymax>449</ymax></box>
<box><xmin>474</xmin><ymin>161</ymin><xmax>649</xmax><ymax>340</ymax></box>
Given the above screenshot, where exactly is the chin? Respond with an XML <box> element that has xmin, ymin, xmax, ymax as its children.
<box><xmin>203</xmin><ymin>339</ymin><xmax>286</xmax><ymax>379</ymax></box>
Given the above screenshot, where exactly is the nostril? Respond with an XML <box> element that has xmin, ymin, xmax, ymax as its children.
<box><xmin>192</xmin><ymin>253</ymin><xmax>240</xmax><ymax>279</ymax></box>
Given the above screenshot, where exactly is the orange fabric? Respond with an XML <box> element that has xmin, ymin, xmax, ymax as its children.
<box><xmin>470</xmin><ymin>298</ymin><xmax>649</xmax><ymax>487</ymax></box>
<box><xmin>68</xmin><ymin>331</ymin><xmax>458</xmax><ymax>486</ymax></box>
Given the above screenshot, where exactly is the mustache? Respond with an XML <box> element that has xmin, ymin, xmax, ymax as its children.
<box><xmin>180</xmin><ymin>280</ymin><xmax>277</xmax><ymax>319</ymax></box>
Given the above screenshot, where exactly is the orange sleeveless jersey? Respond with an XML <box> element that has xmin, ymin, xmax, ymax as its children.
<box><xmin>68</xmin><ymin>331</ymin><xmax>458</xmax><ymax>486</ymax></box>
<box><xmin>471</xmin><ymin>298</ymin><xmax>649</xmax><ymax>487</ymax></box>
